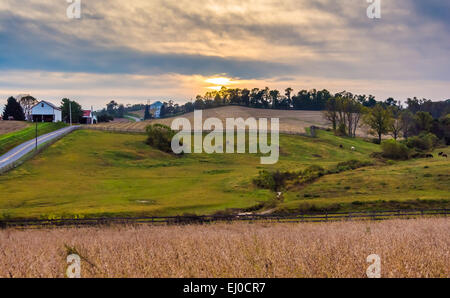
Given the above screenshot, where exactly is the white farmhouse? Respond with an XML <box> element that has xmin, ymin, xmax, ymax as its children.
<box><xmin>31</xmin><ymin>101</ymin><xmax>62</xmax><ymax>122</ymax></box>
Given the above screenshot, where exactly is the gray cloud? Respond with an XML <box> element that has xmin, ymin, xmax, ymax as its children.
<box><xmin>0</xmin><ymin>0</ymin><xmax>449</xmax><ymax>101</ymax></box>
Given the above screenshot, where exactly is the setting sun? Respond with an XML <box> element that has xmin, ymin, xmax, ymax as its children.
<box><xmin>205</xmin><ymin>77</ymin><xmax>233</xmax><ymax>85</ymax></box>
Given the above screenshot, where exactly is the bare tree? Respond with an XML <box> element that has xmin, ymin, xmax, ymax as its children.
<box><xmin>323</xmin><ymin>97</ymin><xmax>338</xmax><ymax>131</ymax></box>
<box><xmin>400</xmin><ymin>109</ymin><xmax>414</xmax><ymax>140</ymax></box>
<box><xmin>18</xmin><ymin>95</ymin><xmax>37</xmax><ymax>121</ymax></box>
<box><xmin>389</xmin><ymin>107</ymin><xmax>403</xmax><ymax>140</ymax></box>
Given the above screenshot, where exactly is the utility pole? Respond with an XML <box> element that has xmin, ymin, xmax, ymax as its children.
<box><xmin>35</xmin><ymin>120</ymin><xmax>38</xmax><ymax>151</ymax></box>
<box><xmin>69</xmin><ymin>100</ymin><xmax>72</xmax><ymax>126</ymax></box>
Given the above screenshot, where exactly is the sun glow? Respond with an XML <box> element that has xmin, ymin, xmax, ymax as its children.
<box><xmin>204</xmin><ymin>77</ymin><xmax>239</xmax><ymax>91</ymax></box>
<box><xmin>205</xmin><ymin>77</ymin><xmax>233</xmax><ymax>85</ymax></box>
<box><xmin>206</xmin><ymin>86</ymin><xmax>223</xmax><ymax>91</ymax></box>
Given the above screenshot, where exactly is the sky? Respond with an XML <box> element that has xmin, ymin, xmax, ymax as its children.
<box><xmin>0</xmin><ymin>0</ymin><xmax>449</xmax><ymax>110</ymax></box>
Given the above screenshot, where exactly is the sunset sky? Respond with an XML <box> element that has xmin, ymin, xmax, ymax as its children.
<box><xmin>1</xmin><ymin>0</ymin><xmax>449</xmax><ymax>109</ymax></box>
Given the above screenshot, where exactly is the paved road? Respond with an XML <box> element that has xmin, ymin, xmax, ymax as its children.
<box><xmin>126</xmin><ymin>115</ymin><xmax>142</xmax><ymax>122</ymax></box>
<box><xmin>0</xmin><ymin>125</ymin><xmax>79</xmax><ymax>171</ymax></box>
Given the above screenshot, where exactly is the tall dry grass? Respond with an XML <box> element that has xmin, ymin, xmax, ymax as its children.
<box><xmin>0</xmin><ymin>218</ymin><xmax>448</xmax><ymax>278</ymax></box>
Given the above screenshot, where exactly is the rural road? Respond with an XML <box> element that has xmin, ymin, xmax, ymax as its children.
<box><xmin>126</xmin><ymin>115</ymin><xmax>142</xmax><ymax>122</ymax></box>
<box><xmin>0</xmin><ymin>125</ymin><xmax>79</xmax><ymax>171</ymax></box>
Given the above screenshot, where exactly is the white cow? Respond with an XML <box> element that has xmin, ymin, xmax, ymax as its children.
<box><xmin>351</xmin><ymin>146</ymin><xmax>356</xmax><ymax>151</ymax></box>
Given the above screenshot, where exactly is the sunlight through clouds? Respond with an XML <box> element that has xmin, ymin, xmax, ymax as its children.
<box><xmin>0</xmin><ymin>0</ymin><xmax>449</xmax><ymax>105</ymax></box>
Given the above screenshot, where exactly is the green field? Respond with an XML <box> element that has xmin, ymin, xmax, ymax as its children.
<box><xmin>0</xmin><ymin>122</ymin><xmax>67</xmax><ymax>156</ymax></box>
<box><xmin>0</xmin><ymin>129</ymin><xmax>448</xmax><ymax>219</ymax></box>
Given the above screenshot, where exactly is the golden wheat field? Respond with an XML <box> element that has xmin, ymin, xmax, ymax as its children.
<box><xmin>0</xmin><ymin>218</ymin><xmax>448</xmax><ymax>278</ymax></box>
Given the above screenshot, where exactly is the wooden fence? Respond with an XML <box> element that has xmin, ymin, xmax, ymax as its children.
<box><xmin>0</xmin><ymin>209</ymin><xmax>448</xmax><ymax>229</ymax></box>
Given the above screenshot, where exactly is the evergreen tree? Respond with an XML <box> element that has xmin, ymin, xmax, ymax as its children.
<box><xmin>144</xmin><ymin>104</ymin><xmax>151</xmax><ymax>120</ymax></box>
<box><xmin>2</xmin><ymin>97</ymin><xmax>25</xmax><ymax>121</ymax></box>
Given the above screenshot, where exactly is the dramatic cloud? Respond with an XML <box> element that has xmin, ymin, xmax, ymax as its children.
<box><xmin>0</xmin><ymin>0</ymin><xmax>449</xmax><ymax>107</ymax></box>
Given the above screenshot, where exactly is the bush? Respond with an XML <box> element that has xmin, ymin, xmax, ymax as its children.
<box><xmin>406</xmin><ymin>133</ymin><xmax>438</xmax><ymax>151</ymax></box>
<box><xmin>145</xmin><ymin>124</ymin><xmax>178</xmax><ymax>153</ymax></box>
<box><xmin>327</xmin><ymin>160</ymin><xmax>373</xmax><ymax>174</ymax></box>
<box><xmin>253</xmin><ymin>165</ymin><xmax>325</xmax><ymax>191</ymax></box>
<box><xmin>336</xmin><ymin>123</ymin><xmax>347</xmax><ymax>136</ymax></box>
<box><xmin>381</xmin><ymin>140</ymin><xmax>410</xmax><ymax>160</ymax></box>
<box><xmin>252</xmin><ymin>170</ymin><xmax>295</xmax><ymax>191</ymax></box>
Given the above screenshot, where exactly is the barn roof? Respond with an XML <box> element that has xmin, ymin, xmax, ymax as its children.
<box><xmin>31</xmin><ymin>100</ymin><xmax>61</xmax><ymax>111</ymax></box>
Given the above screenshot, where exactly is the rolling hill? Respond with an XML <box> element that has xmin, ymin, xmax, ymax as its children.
<box><xmin>97</xmin><ymin>106</ymin><xmax>344</xmax><ymax>135</ymax></box>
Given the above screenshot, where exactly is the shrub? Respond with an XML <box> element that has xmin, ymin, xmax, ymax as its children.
<box><xmin>145</xmin><ymin>124</ymin><xmax>178</xmax><ymax>153</ymax></box>
<box><xmin>336</xmin><ymin>123</ymin><xmax>347</xmax><ymax>136</ymax></box>
<box><xmin>327</xmin><ymin>160</ymin><xmax>373</xmax><ymax>174</ymax></box>
<box><xmin>252</xmin><ymin>170</ymin><xmax>292</xmax><ymax>191</ymax></box>
<box><xmin>381</xmin><ymin>140</ymin><xmax>410</xmax><ymax>160</ymax></box>
<box><xmin>406</xmin><ymin>133</ymin><xmax>438</xmax><ymax>151</ymax></box>
<box><xmin>253</xmin><ymin>166</ymin><xmax>323</xmax><ymax>191</ymax></box>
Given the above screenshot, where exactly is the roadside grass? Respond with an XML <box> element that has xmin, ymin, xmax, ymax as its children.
<box><xmin>0</xmin><ymin>129</ymin><xmax>448</xmax><ymax>219</ymax></box>
<box><xmin>0</xmin><ymin>122</ymin><xmax>67</xmax><ymax>156</ymax></box>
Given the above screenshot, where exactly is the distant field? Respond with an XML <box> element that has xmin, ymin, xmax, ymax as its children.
<box><xmin>0</xmin><ymin>129</ymin><xmax>448</xmax><ymax>219</ymax></box>
<box><xmin>0</xmin><ymin>122</ymin><xmax>67</xmax><ymax>156</ymax></box>
<box><xmin>95</xmin><ymin>106</ymin><xmax>369</xmax><ymax>135</ymax></box>
<box><xmin>0</xmin><ymin>121</ymin><xmax>29</xmax><ymax>135</ymax></box>
<box><xmin>0</xmin><ymin>218</ymin><xmax>448</xmax><ymax>277</ymax></box>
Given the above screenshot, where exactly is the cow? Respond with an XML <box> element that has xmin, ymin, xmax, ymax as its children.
<box><xmin>442</xmin><ymin>154</ymin><xmax>448</xmax><ymax>158</ymax></box>
<box><xmin>426</xmin><ymin>154</ymin><xmax>434</xmax><ymax>158</ymax></box>
<box><xmin>438</xmin><ymin>152</ymin><xmax>444</xmax><ymax>156</ymax></box>
<box><xmin>351</xmin><ymin>146</ymin><xmax>356</xmax><ymax>151</ymax></box>
<box><xmin>339</xmin><ymin>144</ymin><xmax>343</xmax><ymax>149</ymax></box>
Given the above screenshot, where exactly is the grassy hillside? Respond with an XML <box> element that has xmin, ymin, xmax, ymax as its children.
<box><xmin>0</xmin><ymin>129</ymin><xmax>448</xmax><ymax>219</ymax></box>
<box><xmin>0</xmin><ymin>122</ymin><xmax>67</xmax><ymax>156</ymax></box>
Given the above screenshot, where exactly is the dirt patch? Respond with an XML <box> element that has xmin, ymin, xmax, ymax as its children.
<box><xmin>0</xmin><ymin>121</ymin><xmax>29</xmax><ymax>135</ymax></box>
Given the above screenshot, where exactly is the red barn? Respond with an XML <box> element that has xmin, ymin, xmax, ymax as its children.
<box><xmin>81</xmin><ymin>109</ymin><xmax>97</xmax><ymax>124</ymax></box>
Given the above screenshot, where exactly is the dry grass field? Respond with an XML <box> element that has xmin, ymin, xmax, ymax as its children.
<box><xmin>102</xmin><ymin>106</ymin><xmax>370</xmax><ymax>135</ymax></box>
<box><xmin>0</xmin><ymin>121</ymin><xmax>29</xmax><ymax>135</ymax></box>
<box><xmin>0</xmin><ymin>218</ymin><xmax>448</xmax><ymax>278</ymax></box>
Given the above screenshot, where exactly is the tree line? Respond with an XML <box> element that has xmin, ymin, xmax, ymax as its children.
<box><xmin>149</xmin><ymin>87</ymin><xmax>449</xmax><ymax>120</ymax></box>
<box><xmin>322</xmin><ymin>92</ymin><xmax>449</xmax><ymax>145</ymax></box>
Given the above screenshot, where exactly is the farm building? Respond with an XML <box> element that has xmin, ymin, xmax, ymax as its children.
<box><xmin>81</xmin><ymin>109</ymin><xmax>97</xmax><ymax>124</ymax></box>
<box><xmin>31</xmin><ymin>101</ymin><xmax>62</xmax><ymax>122</ymax></box>
<box><xmin>150</xmin><ymin>101</ymin><xmax>163</xmax><ymax>118</ymax></box>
